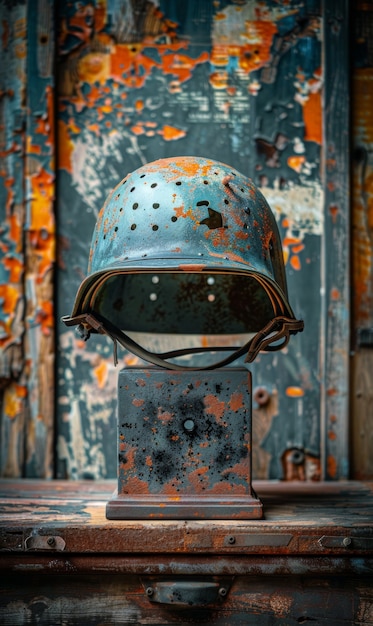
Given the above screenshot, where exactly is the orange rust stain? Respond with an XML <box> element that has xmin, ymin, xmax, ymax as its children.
<box><xmin>221</xmin><ymin>458</ymin><xmax>250</xmax><ymax>479</ymax></box>
<box><xmin>110</xmin><ymin>44</ymin><xmax>160</xmax><ymax>88</ymax></box>
<box><xmin>283</xmin><ymin>236</ymin><xmax>302</xmax><ymax>247</ymax></box>
<box><xmin>122</xmin><ymin>476</ymin><xmax>149</xmax><ymax>494</ymax></box>
<box><xmin>132</xmin><ymin>398</ymin><xmax>145</xmax><ymax>407</ymax></box>
<box><xmin>93</xmin><ymin>359</ymin><xmax>108</xmax><ymax>389</ymax></box>
<box><xmin>209</xmin><ymin>20</ymin><xmax>277</xmax><ymax>76</ymax></box>
<box><xmin>303</xmin><ymin>89</ymin><xmax>322</xmax><ymax>144</ymax></box>
<box><xmin>208</xmin><ymin>482</ymin><xmax>247</xmax><ymax>495</ymax></box>
<box><xmin>331</xmin><ymin>288</ymin><xmax>340</xmax><ymax>301</ymax></box>
<box><xmin>209</xmin><ymin>249</ymin><xmax>245</xmax><ymax>265</ymax></box>
<box><xmin>4</xmin><ymin>383</ymin><xmax>27</xmax><ymax>419</ymax></box>
<box><xmin>120</xmin><ymin>445</ymin><xmax>137</xmax><ymax>471</ymax></box>
<box><xmin>136</xmin><ymin>378</ymin><xmax>146</xmax><ymax>387</ymax></box>
<box><xmin>145</xmin><ymin>456</ymin><xmax>153</xmax><ymax>467</ymax></box>
<box><xmin>77</xmin><ymin>51</ymin><xmax>110</xmax><ymax>85</ymax></box>
<box><xmin>0</xmin><ymin>285</ymin><xmax>20</xmax><ymax>314</ymax></box>
<box><xmin>327</xmin><ymin>181</ymin><xmax>336</xmax><ymax>192</ymax></box>
<box><xmin>330</xmin><ymin>414</ymin><xmax>337</xmax><ymax>423</ymax></box>
<box><xmin>292</xmin><ymin>244</ymin><xmax>304</xmax><ymax>254</ymax></box>
<box><xmin>187</xmin><ymin>466</ymin><xmax>210</xmax><ymax>492</ymax></box>
<box><xmin>234</xmin><ymin>230</ymin><xmax>249</xmax><ymax>240</ymax></box>
<box><xmin>159</xmin><ymin>125</ymin><xmax>186</xmax><ymax>141</ymax></box>
<box><xmin>229</xmin><ymin>392</ymin><xmax>244</xmax><ymax>412</ymax></box>
<box><xmin>204</xmin><ymin>394</ymin><xmax>225</xmax><ymax>421</ymax></box>
<box><xmin>35</xmin><ymin>300</ymin><xmax>54</xmax><ymax>335</ymax></box>
<box><xmin>4</xmin><ymin>257</ymin><xmax>23</xmax><ymax>283</ymax></box>
<box><xmin>161</xmin><ymin>50</ymin><xmax>209</xmax><ymax>83</ymax></box>
<box><xmin>290</xmin><ymin>254</ymin><xmax>301</xmax><ymax>271</ymax></box>
<box><xmin>143</xmin><ymin>157</ymin><xmax>214</xmax><ymax>180</ymax></box>
<box><xmin>58</xmin><ymin>120</ymin><xmax>74</xmax><ymax>173</ymax></box>
<box><xmin>135</xmin><ymin>99</ymin><xmax>144</xmax><ymax>112</ymax></box>
<box><xmin>157</xmin><ymin>408</ymin><xmax>173</xmax><ymax>423</ymax></box>
<box><xmin>178</xmin><ymin>264</ymin><xmax>205</xmax><ymax>272</ymax></box>
<box><xmin>329</xmin><ymin>204</ymin><xmax>339</xmax><ymax>223</ymax></box>
<box><xmin>286</xmin><ymin>386</ymin><xmax>305</xmax><ymax>398</ymax></box>
<box><xmin>327</xmin><ymin>454</ymin><xmax>337</xmax><ymax>478</ymax></box>
<box><xmin>8</xmin><ymin>214</ymin><xmax>22</xmax><ymax>249</ymax></box>
<box><xmin>131</xmin><ymin>124</ymin><xmax>145</xmax><ymax>135</ymax></box>
<box><xmin>287</xmin><ymin>155</ymin><xmax>305</xmax><ymax>173</ymax></box>
<box><xmin>327</xmin><ymin>387</ymin><xmax>338</xmax><ymax>396</ymax></box>
<box><xmin>328</xmin><ymin>430</ymin><xmax>337</xmax><ymax>441</ymax></box>
<box><xmin>87</xmin><ymin>123</ymin><xmax>100</xmax><ymax>136</ymax></box>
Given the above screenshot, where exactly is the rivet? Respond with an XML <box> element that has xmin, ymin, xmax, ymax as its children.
<box><xmin>343</xmin><ymin>537</ymin><xmax>352</xmax><ymax>547</ymax></box>
<box><xmin>47</xmin><ymin>536</ymin><xmax>56</xmax><ymax>546</ymax></box>
<box><xmin>219</xmin><ymin>587</ymin><xmax>227</xmax><ymax>597</ymax></box>
<box><xmin>227</xmin><ymin>535</ymin><xmax>236</xmax><ymax>544</ymax></box>
<box><xmin>146</xmin><ymin>587</ymin><xmax>154</xmax><ymax>597</ymax></box>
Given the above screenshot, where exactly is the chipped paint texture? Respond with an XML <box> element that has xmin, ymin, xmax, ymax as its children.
<box><xmin>55</xmin><ymin>0</ymin><xmax>342</xmax><ymax>481</ymax></box>
<box><xmin>351</xmin><ymin>2</ymin><xmax>373</xmax><ymax>481</ymax></box>
<box><xmin>0</xmin><ymin>0</ymin><xmax>55</xmax><ymax>477</ymax></box>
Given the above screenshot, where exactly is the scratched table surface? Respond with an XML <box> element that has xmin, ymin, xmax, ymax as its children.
<box><xmin>1</xmin><ymin>480</ymin><xmax>373</xmax><ymax>561</ymax></box>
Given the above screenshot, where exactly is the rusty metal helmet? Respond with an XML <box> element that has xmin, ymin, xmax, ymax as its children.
<box><xmin>63</xmin><ymin>156</ymin><xmax>303</xmax><ymax>369</ymax></box>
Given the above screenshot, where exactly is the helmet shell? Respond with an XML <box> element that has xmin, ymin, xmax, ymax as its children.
<box><xmin>69</xmin><ymin>157</ymin><xmax>295</xmax><ymax>336</ymax></box>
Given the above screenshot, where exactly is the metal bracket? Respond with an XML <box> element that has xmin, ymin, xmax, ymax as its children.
<box><xmin>318</xmin><ymin>535</ymin><xmax>373</xmax><ymax>550</ymax></box>
<box><xmin>224</xmin><ymin>533</ymin><xmax>293</xmax><ymax>548</ymax></box>
<box><xmin>141</xmin><ymin>577</ymin><xmax>233</xmax><ymax>607</ymax></box>
<box><xmin>24</xmin><ymin>534</ymin><xmax>66</xmax><ymax>551</ymax></box>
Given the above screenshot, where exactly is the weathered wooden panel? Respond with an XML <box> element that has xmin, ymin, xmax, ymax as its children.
<box><xmin>0</xmin><ymin>0</ymin><xmax>56</xmax><ymax>478</ymax></box>
<box><xmin>0</xmin><ymin>1</ymin><xmax>28</xmax><ymax>477</ymax></box>
<box><xmin>322</xmin><ymin>0</ymin><xmax>350</xmax><ymax>479</ymax></box>
<box><xmin>0</xmin><ymin>480</ymin><xmax>373</xmax><ymax>625</ymax></box>
<box><xmin>55</xmin><ymin>0</ymin><xmax>344</xmax><ymax>482</ymax></box>
<box><xmin>351</xmin><ymin>2</ymin><xmax>373</xmax><ymax>480</ymax></box>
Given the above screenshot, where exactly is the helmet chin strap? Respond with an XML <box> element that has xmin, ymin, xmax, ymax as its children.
<box><xmin>62</xmin><ymin>312</ymin><xmax>304</xmax><ymax>371</ymax></box>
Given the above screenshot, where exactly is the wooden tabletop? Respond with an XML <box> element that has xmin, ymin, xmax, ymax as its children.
<box><xmin>0</xmin><ymin>480</ymin><xmax>372</xmax><ymax>561</ymax></box>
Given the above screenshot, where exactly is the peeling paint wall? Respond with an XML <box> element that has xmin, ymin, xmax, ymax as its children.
<box><xmin>55</xmin><ymin>0</ymin><xmax>334</xmax><ymax>482</ymax></box>
<box><xmin>0</xmin><ymin>0</ymin><xmax>352</xmax><ymax>481</ymax></box>
<box><xmin>0</xmin><ymin>0</ymin><xmax>55</xmax><ymax>478</ymax></box>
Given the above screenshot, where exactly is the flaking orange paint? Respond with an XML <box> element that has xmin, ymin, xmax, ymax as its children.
<box><xmin>93</xmin><ymin>360</ymin><xmax>108</xmax><ymax>389</ymax></box>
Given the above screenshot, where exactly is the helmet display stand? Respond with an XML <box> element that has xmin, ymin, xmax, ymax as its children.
<box><xmin>63</xmin><ymin>157</ymin><xmax>303</xmax><ymax>520</ymax></box>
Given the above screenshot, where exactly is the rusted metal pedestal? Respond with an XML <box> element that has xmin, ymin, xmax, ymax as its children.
<box><xmin>106</xmin><ymin>367</ymin><xmax>263</xmax><ymax>520</ymax></box>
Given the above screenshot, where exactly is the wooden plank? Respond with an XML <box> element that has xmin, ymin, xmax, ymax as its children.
<box><xmin>0</xmin><ymin>572</ymin><xmax>371</xmax><ymax>626</ymax></box>
<box><xmin>321</xmin><ymin>0</ymin><xmax>350</xmax><ymax>479</ymax></box>
<box><xmin>0</xmin><ymin>480</ymin><xmax>372</xmax><ymax>558</ymax></box>
<box><xmin>0</xmin><ymin>1</ymin><xmax>28</xmax><ymax>477</ymax></box>
<box><xmin>351</xmin><ymin>2</ymin><xmax>373</xmax><ymax>480</ymax></box>
<box><xmin>0</xmin><ymin>0</ymin><xmax>56</xmax><ymax>479</ymax></box>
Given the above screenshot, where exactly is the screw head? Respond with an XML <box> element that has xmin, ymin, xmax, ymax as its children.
<box><xmin>343</xmin><ymin>537</ymin><xmax>352</xmax><ymax>547</ymax></box>
<box><xmin>47</xmin><ymin>536</ymin><xmax>56</xmax><ymax>546</ymax></box>
<box><xmin>219</xmin><ymin>587</ymin><xmax>227</xmax><ymax>597</ymax></box>
<box><xmin>227</xmin><ymin>535</ymin><xmax>236</xmax><ymax>544</ymax></box>
<box><xmin>146</xmin><ymin>587</ymin><xmax>154</xmax><ymax>597</ymax></box>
